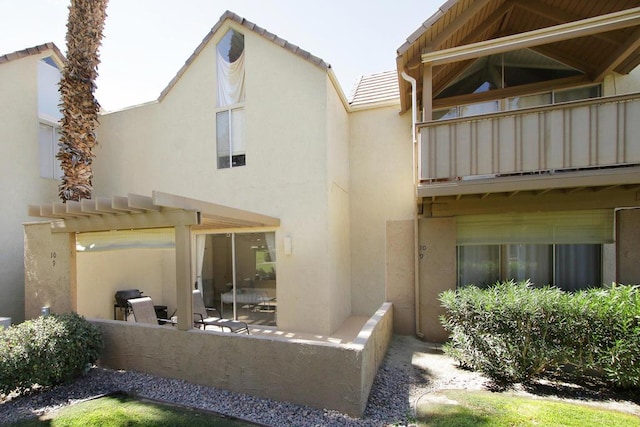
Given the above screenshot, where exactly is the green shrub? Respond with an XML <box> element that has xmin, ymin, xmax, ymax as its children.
<box><xmin>440</xmin><ymin>281</ymin><xmax>640</xmax><ymax>388</ymax></box>
<box><xmin>0</xmin><ymin>312</ymin><xmax>103</xmax><ymax>395</ymax></box>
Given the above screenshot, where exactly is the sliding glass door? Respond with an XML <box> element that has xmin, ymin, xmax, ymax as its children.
<box><xmin>195</xmin><ymin>231</ymin><xmax>276</xmax><ymax>326</ymax></box>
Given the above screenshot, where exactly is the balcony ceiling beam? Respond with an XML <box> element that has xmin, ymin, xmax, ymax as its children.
<box><xmin>529</xmin><ymin>45</ymin><xmax>596</xmax><ymax>76</ymax></box>
<box><xmin>421</xmin><ymin>7</ymin><xmax>640</xmax><ymax>67</ymax></box>
<box><xmin>513</xmin><ymin>0</ymin><xmax>626</xmax><ymax>46</ymax></box>
<box><xmin>594</xmin><ymin>25</ymin><xmax>640</xmax><ymax>82</ymax></box>
<box><xmin>422</xmin><ymin>0</ymin><xmax>494</xmax><ymax>53</ymax></box>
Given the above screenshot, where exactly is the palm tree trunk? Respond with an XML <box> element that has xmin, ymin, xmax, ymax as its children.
<box><xmin>58</xmin><ymin>0</ymin><xmax>108</xmax><ymax>202</ymax></box>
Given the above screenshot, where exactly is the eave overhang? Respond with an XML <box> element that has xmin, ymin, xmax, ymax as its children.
<box><xmin>420</xmin><ymin>6</ymin><xmax>640</xmax><ymax>68</ymax></box>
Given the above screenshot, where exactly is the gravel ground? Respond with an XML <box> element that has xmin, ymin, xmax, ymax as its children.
<box><xmin>1</xmin><ymin>335</ymin><xmax>638</xmax><ymax>426</ymax></box>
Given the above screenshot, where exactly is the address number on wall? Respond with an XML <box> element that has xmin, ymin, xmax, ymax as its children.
<box><xmin>418</xmin><ymin>244</ymin><xmax>427</xmax><ymax>260</ymax></box>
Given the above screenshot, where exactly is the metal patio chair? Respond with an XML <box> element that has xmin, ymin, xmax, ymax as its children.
<box><xmin>192</xmin><ymin>289</ymin><xmax>249</xmax><ymax>334</ymax></box>
<box><xmin>127</xmin><ymin>296</ymin><xmax>175</xmax><ymax>326</ymax></box>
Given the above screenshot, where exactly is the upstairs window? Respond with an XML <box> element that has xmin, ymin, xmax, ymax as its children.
<box><xmin>38</xmin><ymin>121</ymin><xmax>62</xmax><ymax>180</ymax></box>
<box><xmin>432</xmin><ymin>49</ymin><xmax>601</xmax><ymax>120</ymax></box>
<box><xmin>216</xmin><ymin>29</ymin><xmax>245</xmax><ymax>169</ymax></box>
<box><xmin>38</xmin><ymin>57</ymin><xmax>63</xmax><ymax>180</ymax></box>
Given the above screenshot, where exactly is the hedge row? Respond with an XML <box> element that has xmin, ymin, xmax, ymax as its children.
<box><xmin>0</xmin><ymin>312</ymin><xmax>103</xmax><ymax>395</ymax></box>
<box><xmin>439</xmin><ymin>281</ymin><xmax>640</xmax><ymax>388</ymax></box>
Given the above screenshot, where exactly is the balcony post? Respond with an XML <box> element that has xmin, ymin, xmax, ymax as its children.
<box><xmin>422</xmin><ymin>64</ymin><xmax>433</xmax><ymax>122</ymax></box>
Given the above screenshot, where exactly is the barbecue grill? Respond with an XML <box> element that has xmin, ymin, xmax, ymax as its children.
<box><xmin>113</xmin><ymin>289</ymin><xmax>143</xmax><ymax>320</ymax></box>
<box><xmin>113</xmin><ymin>289</ymin><xmax>168</xmax><ymax>322</ymax></box>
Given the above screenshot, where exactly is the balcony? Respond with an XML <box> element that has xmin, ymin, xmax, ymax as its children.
<box><xmin>417</xmin><ymin>94</ymin><xmax>640</xmax><ymax>197</ymax></box>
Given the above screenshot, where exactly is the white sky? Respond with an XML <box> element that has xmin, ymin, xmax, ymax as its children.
<box><xmin>0</xmin><ymin>0</ymin><xmax>441</xmax><ymax>111</ymax></box>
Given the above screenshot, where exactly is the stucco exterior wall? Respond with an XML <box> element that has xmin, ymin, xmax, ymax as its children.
<box><xmin>349</xmin><ymin>106</ymin><xmax>414</xmax><ymax>316</ymax></box>
<box><xmin>417</xmin><ymin>217</ymin><xmax>456</xmax><ymax>343</ymax></box>
<box><xmin>24</xmin><ymin>222</ymin><xmax>75</xmax><ymax>320</ymax></box>
<box><xmin>1</xmin><ymin>53</ymin><xmax>60</xmax><ymax>323</ymax></box>
<box><xmin>603</xmin><ymin>68</ymin><xmax>640</xmax><ymax>96</ymax></box>
<box><xmin>94</xmin><ymin>302</ymin><xmax>393</xmax><ymax>417</ymax></box>
<box><xmin>326</xmin><ymin>78</ymin><xmax>352</xmax><ymax>332</ymax></box>
<box><xmin>617</xmin><ymin>208</ymin><xmax>640</xmax><ymax>285</ymax></box>
<box><xmin>385</xmin><ymin>219</ymin><xmax>416</xmax><ymax>335</ymax></box>
<box><xmin>94</xmin><ymin>21</ymin><xmax>345</xmax><ymax>335</ymax></box>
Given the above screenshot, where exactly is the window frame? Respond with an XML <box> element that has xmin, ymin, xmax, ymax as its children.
<box><xmin>216</xmin><ymin>103</ymin><xmax>245</xmax><ymax>169</ymax></box>
<box><xmin>456</xmin><ymin>243</ymin><xmax>603</xmax><ymax>291</ymax></box>
<box><xmin>38</xmin><ymin>117</ymin><xmax>62</xmax><ymax>180</ymax></box>
<box><xmin>215</xmin><ymin>28</ymin><xmax>246</xmax><ymax>170</ymax></box>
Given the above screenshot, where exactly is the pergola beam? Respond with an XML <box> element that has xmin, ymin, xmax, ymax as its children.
<box><xmin>49</xmin><ymin>210</ymin><xmax>200</xmax><ymax>233</ymax></box>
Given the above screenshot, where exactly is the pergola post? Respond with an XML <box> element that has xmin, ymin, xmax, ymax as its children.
<box><xmin>175</xmin><ymin>224</ymin><xmax>193</xmax><ymax>331</ymax></box>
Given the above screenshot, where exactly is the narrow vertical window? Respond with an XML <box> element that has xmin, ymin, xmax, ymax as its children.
<box><xmin>216</xmin><ymin>29</ymin><xmax>245</xmax><ymax>169</ymax></box>
<box><xmin>39</xmin><ymin>122</ymin><xmax>62</xmax><ymax>179</ymax></box>
<box><xmin>38</xmin><ymin>57</ymin><xmax>63</xmax><ymax>179</ymax></box>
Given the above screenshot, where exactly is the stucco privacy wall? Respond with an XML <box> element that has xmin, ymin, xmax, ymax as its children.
<box><xmin>417</xmin><ymin>217</ymin><xmax>456</xmax><ymax>343</ymax></box>
<box><xmin>76</xmin><ymin>249</ymin><xmax>177</xmax><ymax>320</ymax></box>
<box><xmin>349</xmin><ymin>106</ymin><xmax>414</xmax><ymax>316</ymax></box>
<box><xmin>1</xmin><ymin>52</ymin><xmax>60</xmax><ymax>323</ymax></box>
<box><xmin>617</xmin><ymin>208</ymin><xmax>640</xmax><ymax>285</ymax></box>
<box><xmin>24</xmin><ymin>223</ymin><xmax>75</xmax><ymax>319</ymax></box>
<box><xmin>94</xmin><ymin>302</ymin><xmax>393</xmax><ymax>417</ymax></box>
<box><xmin>385</xmin><ymin>219</ymin><xmax>416</xmax><ymax>335</ymax></box>
<box><xmin>94</xmin><ymin>20</ymin><xmax>346</xmax><ymax>335</ymax></box>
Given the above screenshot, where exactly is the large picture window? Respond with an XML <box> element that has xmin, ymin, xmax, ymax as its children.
<box><xmin>457</xmin><ymin>243</ymin><xmax>602</xmax><ymax>291</ymax></box>
<box><xmin>456</xmin><ymin>210</ymin><xmax>613</xmax><ymax>291</ymax></box>
<box><xmin>216</xmin><ymin>29</ymin><xmax>245</xmax><ymax>169</ymax></box>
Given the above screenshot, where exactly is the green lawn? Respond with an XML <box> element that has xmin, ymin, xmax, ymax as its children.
<box><xmin>7</xmin><ymin>393</ymin><xmax>257</xmax><ymax>427</ymax></box>
<box><xmin>414</xmin><ymin>390</ymin><xmax>640</xmax><ymax>427</ymax></box>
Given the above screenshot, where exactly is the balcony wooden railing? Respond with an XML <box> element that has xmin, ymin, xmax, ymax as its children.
<box><xmin>418</xmin><ymin>93</ymin><xmax>640</xmax><ymax>183</ymax></box>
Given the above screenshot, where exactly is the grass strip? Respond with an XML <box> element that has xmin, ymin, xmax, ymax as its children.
<box><xmin>414</xmin><ymin>390</ymin><xmax>640</xmax><ymax>427</ymax></box>
<box><xmin>8</xmin><ymin>392</ymin><xmax>257</xmax><ymax>426</ymax></box>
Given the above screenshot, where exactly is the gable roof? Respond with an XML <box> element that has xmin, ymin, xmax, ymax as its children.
<box><xmin>396</xmin><ymin>0</ymin><xmax>640</xmax><ymax>112</ymax></box>
<box><xmin>348</xmin><ymin>70</ymin><xmax>399</xmax><ymax>109</ymax></box>
<box><xmin>0</xmin><ymin>42</ymin><xmax>65</xmax><ymax>66</ymax></box>
<box><xmin>159</xmin><ymin>11</ymin><xmax>331</xmax><ymax>102</ymax></box>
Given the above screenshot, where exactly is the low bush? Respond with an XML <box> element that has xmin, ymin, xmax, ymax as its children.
<box><xmin>0</xmin><ymin>312</ymin><xmax>103</xmax><ymax>395</ymax></box>
<box><xmin>440</xmin><ymin>281</ymin><xmax>640</xmax><ymax>388</ymax></box>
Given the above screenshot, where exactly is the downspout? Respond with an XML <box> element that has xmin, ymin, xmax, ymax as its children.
<box><xmin>401</xmin><ymin>71</ymin><xmax>424</xmax><ymax>338</ymax></box>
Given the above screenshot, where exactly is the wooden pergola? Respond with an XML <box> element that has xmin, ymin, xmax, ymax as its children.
<box><xmin>29</xmin><ymin>191</ymin><xmax>280</xmax><ymax>330</ymax></box>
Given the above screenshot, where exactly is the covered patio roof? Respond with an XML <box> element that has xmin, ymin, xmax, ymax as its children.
<box><xmin>28</xmin><ymin>191</ymin><xmax>280</xmax><ymax>331</ymax></box>
<box><xmin>28</xmin><ymin>190</ymin><xmax>280</xmax><ymax>233</ymax></box>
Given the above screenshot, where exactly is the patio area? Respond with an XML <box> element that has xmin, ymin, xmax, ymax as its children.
<box><xmin>92</xmin><ymin>303</ymin><xmax>393</xmax><ymax>417</ymax></box>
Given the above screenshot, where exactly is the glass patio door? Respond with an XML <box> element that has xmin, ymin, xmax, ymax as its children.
<box><xmin>196</xmin><ymin>232</ymin><xmax>276</xmax><ymax>326</ymax></box>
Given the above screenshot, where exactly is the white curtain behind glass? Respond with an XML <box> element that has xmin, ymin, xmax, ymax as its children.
<box><xmin>217</xmin><ymin>50</ymin><xmax>245</xmax><ymax>107</ymax></box>
<box><xmin>196</xmin><ymin>234</ymin><xmax>206</xmax><ymax>289</ymax></box>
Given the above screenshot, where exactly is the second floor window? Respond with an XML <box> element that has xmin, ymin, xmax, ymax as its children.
<box><xmin>38</xmin><ymin>57</ymin><xmax>63</xmax><ymax>180</ymax></box>
<box><xmin>39</xmin><ymin>121</ymin><xmax>62</xmax><ymax>180</ymax></box>
<box><xmin>216</xmin><ymin>29</ymin><xmax>245</xmax><ymax>169</ymax></box>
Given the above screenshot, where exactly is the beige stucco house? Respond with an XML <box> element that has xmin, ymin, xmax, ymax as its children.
<box><xmin>4</xmin><ymin>0</ymin><xmax>640</xmax><ymax>414</ymax></box>
<box><xmin>0</xmin><ymin>44</ymin><xmax>64</xmax><ymax>324</ymax></box>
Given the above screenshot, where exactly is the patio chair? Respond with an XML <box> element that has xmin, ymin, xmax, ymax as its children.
<box><xmin>192</xmin><ymin>289</ymin><xmax>249</xmax><ymax>334</ymax></box>
<box><xmin>127</xmin><ymin>297</ymin><xmax>176</xmax><ymax>326</ymax></box>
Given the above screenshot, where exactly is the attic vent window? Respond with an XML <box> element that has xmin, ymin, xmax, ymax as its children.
<box><xmin>216</xmin><ymin>29</ymin><xmax>246</xmax><ymax>169</ymax></box>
